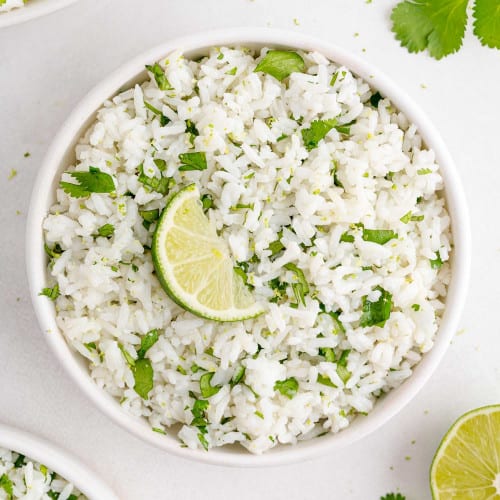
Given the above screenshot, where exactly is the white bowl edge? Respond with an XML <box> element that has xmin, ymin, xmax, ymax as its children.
<box><xmin>0</xmin><ymin>424</ymin><xmax>119</xmax><ymax>499</ymax></box>
<box><xmin>25</xmin><ymin>27</ymin><xmax>472</xmax><ymax>467</ymax></box>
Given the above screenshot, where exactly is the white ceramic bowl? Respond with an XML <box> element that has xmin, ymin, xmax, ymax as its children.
<box><xmin>0</xmin><ymin>0</ymin><xmax>77</xmax><ymax>28</ymax></box>
<box><xmin>26</xmin><ymin>28</ymin><xmax>471</xmax><ymax>467</ymax></box>
<box><xmin>0</xmin><ymin>424</ymin><xmax>118</xmax><ymax>499</ymax></box>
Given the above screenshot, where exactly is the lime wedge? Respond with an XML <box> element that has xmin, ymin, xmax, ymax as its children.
<box><xmin>152</xmin><ymin>184</ymin><xmax>265</xmax><ymax>322</ymax></box>
<box><xmin>430</xmin><ymin>405</ymin><xmax>500</xmax><ymax>499</ymax></box>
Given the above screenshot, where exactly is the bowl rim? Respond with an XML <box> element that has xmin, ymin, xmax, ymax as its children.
<box><xmin>0</xmin><ymin>424</ymin><xmax>119</xmax><ymax>499</ymax></box>
<box><xmin>0</xmin><ymin>0</ymin><xmax>78</xmax><ymax>28</ymax></box>
<box><xmin>26</xmin><ymin>27</ymin><xmax>471</xmax><ymax>467</ymax></box>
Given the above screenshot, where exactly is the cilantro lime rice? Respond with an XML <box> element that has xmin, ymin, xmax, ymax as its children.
<box><xmin>42</xmin><ymin>46</ymin><xmax>452</xmax><ymax>454</ymax></box>
<box><xmin>0</xmin><ymin>0</ymin><xmax>26</xmax><ymax>13</ymax></box>
<box><xmin>0</xmin><ymin>448</ymin><xmax>85</xmax><ymax>499</ymax></box>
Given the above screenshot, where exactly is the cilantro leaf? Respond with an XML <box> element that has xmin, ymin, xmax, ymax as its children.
<box><xmin>0</xmin><ymin>473</ymin><xmax>13</xmax><ymax>498</ymax></box>
<box><xmin>137</xmin><ymin>329</ymin><xmax>159</xmax><ymax>359</ymax></box>
<box><xmin>39</xmin><ymin>284</ymin><xmax>60</xmax><ymax>301</ymax></box>
<box><xmin>391</xmin><ymin>0</ymin><xmax>468</xmax><ymax>59</ymax></box>
<box><xmin>97</xmin><ymin>223</ymin><xmax>115</xmax><ymax>238</ymax></box>
<box><xmin>139</xmin><ymin>209</ymin><xmax>160</xmax><ymax>230</ymax></box>
<box><xmin>430</xmin><ymin>250</ymin><xmax>443</xmax><ymax>269</ymax></box>
<box><xmin>178</xmin><ymin>152</ymin><xmax>207</xmax><ymax>171</ymax></box>
<box><xmin>274</xmin><ymin>377</ymin><xmax>299</xmax><ymax>399</ymax></box>
<box><xmin>145</xmin><ymin>63</ymin><xmax>172</xmax><ymax>91</ymax></box>
<box><xmin>301</xmin><ymin>119</ymin><xmax>352</xmax><ymax>151</ymax></box>
<box><xmin>473</xmin><ymin>0</ymin><xmax>500</xmax><ymax>49</ymax></box>
<box><xmin>360</xmin><ymin>286</ymin><xmax>393</xmax><ymax>327</ymax></box>
<box><xmin>200</xmin><ymin>372</ymin><xmax>221</xmax><ymax>398</ymax></box>
<box><xmin>254</xmin><ymin>50</ymin><xmax>305</xmax><ymax>81</ymax></box>
<box><xmin>60</xmin><ymin>167</ymin><xmax>115</xmax><ymax>198</ymax></box>
<box><xmin>201</xmin><ymin>194</ymin><xmax>213</xmax><ymax>211</ymax></box>
<box><xmin>133</xmin><ymin>358</ymin><xmax>154</xmax><ymax>399</ymax></box>
<box><xmin>380</xmin><ymin>494</ymin><xmax>406</xmax><ymax>500</ymax></box>
<box><xmin>362</xmin><ymin>228</ymin><xmax>398</xmax><ymax>245</ymax></box>
<box><xmin>317</xmin><ymin>373</ymin><xmax>337</xmax><ymax>388</ymax></box>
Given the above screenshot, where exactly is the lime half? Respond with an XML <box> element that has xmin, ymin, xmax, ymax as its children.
<box><xmin>152</xmin><ymin>184</ymin><xmax>265</xmax><ymax>322</ymax></box>
<box><xmin>430</xmin><ymin>405</ymin><xmax>500</xmax><ymax>499</ymax></box>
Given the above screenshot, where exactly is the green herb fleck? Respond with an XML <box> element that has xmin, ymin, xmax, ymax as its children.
<box><xmin>0</xmin><ymin>473</ymin><xmax>13</xmax><ymax>498</ymax></box>
<box><xmin>226</xmin><ymin>67</ymin><xmax>237</xmax><ymax>76</ymax></box>
<box><xmin>430</xmin><ymin>251</ymin><xmax>443</xmax><ymax>269</ymax></box>
<box><xmin>137</xmin><ymin>329</ymin><xmax>159</xmax><ymax>359</ymax></box>
<box><xmin>97</xmin><ymin>223</ymin><xmax>115</xmax><ymax>238</ymax></box>
<box><xmin>231</xmin><ymin>365</ymin><xmax>246</xmax><ymax>386</ymax></box>
<box><xmin>370</xmin><ymin>91</ymin><xmax>383</xmax><ymax>107</ymax></box>
<box><xmin>274</xmin><ymin>377</ymin><xmax>299</xmax><ymax>399</ymax></box>
<box><xmin>411</xmin><ymin>304</ymin><xmax>420</xmax><ymax>311</ymax></box>
<box><xmin>39</xmin><ymin>284</ymin><xmax>60</xmax><ymax>301</ymax></box>
<box><xmin>133</xmin><ymin>358</ymin><xmax>154</xmax><ymax>399</ymax></box>
<box><xmin>200</xmin><ymin>372</ymin><xmax>221</xmax><ymax>398</ymax></box>
<box><xmin>317</xmin><ymin>373</ymin><xmax>337</xmax><ymax>388</ymax></box>
<box><xmin>201</xmin><ymin>194</ymin><xmax>213</xmax><ymax>211</ymax></box>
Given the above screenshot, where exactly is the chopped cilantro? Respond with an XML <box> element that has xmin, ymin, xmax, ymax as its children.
<box><xmin>360</xmin><ymin>286</ymin><xmax>393</xmax><ymax>327</ymax></box>
<box><xmin>417</xmin><ymin>168</ymin><xmax>432</xmax><ymax>175</ymax></box>
<box><xmin>254</xmin><ymin>410</ymin><xmax>264</xmax><ymax>419</ymax></box>
<box><xmin>137</xmin><ymin>329</ymin><xmax>159</xmax><ymax>359</ymax></box>
<box><xmin>430</xmin><ymin>251</ymin><xmax>443</xmax><ymax>269</ymax></box>
<box><xmin>336</xmin><ymin>350</ymin><xmax>351</xmax><ymax>383</ymax></box>
<box><xmin>144</xmin><ymin>100</ymin><xmax>170</xmax><ymax>126</ymax></box>
<box><xmin>84</xmin><ymin>342</ymin><xmax>97</xmax><ymax>352</ymax></box>
<box><xmin>39</xmin><ymin>284</ymin><xmax>60</xmax><ymax>300</ymax></box>
<box><xmin>178</xmin><ymin>152</ymin><xmax>207</xmax><ymax>171</ymax></box>
<box><xmin>329</xmin><ymin>71</ymin><xmax>339</xmax><ymax>86</ymax></box>
<box><xmin>13</xmin><ymin>454</ymin><xmax>25</xmax><ymax>468</ymax></box>
<box><xmin>0</xmin><ymin>473</ymin><xmax>13</xmax><ymax>497</ymax></box>
<box><xmin>319</xmin><ymin>347</ymin><xmax>336</xmax><ymax>363</ymax></box>
<box><xmin>274</xmin><ymin>377</ymin><xmax>299</xmax><ymax>399</ymax></box>
<box><xmin>268</xmin><ymin>237</ymin><xmax>285</xmax><ymax>257</ymax></box>
<box><xmin>400</xmin><ymin>211</ymin><xmax>424</xmax><ymax>223</ymax></box>
<box><xmin>139</xmin><ymin>208</ymin><xmax>160</xmax><ymax>230</ymax></box>
<box><xmin>370</xmin><ymin>91</ymin><xmax>383</xmax><ymax>107</ymax></box>
<box><xmin>412</xmin><ymin>303</ymin><xmax>421</xmax><ymax>311</ymax></box>
<box><xmin>254</xmin><ymin>50</ymin><xmax>305</xmax><ymax>81</ymax></box>
<box><xmin>284</xmin><ymin>262</ymin><xmax>309</xmax><ymax>306</ymax></box>
<box><xmin>340</xmin><ymin>231</ymin><xmax>355</xmax><ymax>243</ymax></box>
<box><xmin>317</xmin><ymin>373</ymin><xmax>337</xmax><ymax>388</ymax></box>
<box><xmin>133</xmin><ymin>358</ymin><xmax>154</xmax><ymax>399</ymax></box>
<box><xmin>380</xmin><ymin>494</ymin><xmax>406</xmax><ymax>500</ymax></box>
<box><xmin>362</xmin><ymin>228</ymin><xmax>398</xmax><ymax>245</ymax></box>
<box><xmin>200</xmin><ymin>372</ymin><xmax>221</xmax><ymax>398</ymax></box>
<box><xmin>145</xmin><ymin>63</ymin><xmax>172</xmax><ymax>91</ymax></box>
<box><xmin>60</xmin><ymin>167</ymin><xmax>115</xmax><ymax>198</ymax></box>
<box><xmin>301</xmin><ymin>119</ymin><xmax>337</xmax><ymax>151</ymax></box>
<box><xmin>137</xmin><ymin>165</ymin><xmax>173</xmax><ymax>195</ymax></box>
<box><xmin>152</xmin><ymin>427</ymin><xmax>167</xmax><ymax>435</ymax></box>
<box><xmin>231</xmin><ymin>365</ymin><xmax>246</xmax><ymax>386</ymax></box>
<box><xmin>225</xmin><ymin>67</ymin><xmax>237</xmax><ymax>75</ymax></box>
<box><xmin>201</xmin><ymin>194</ymin><xmax>213</xmax><ymax>211</ymax></box>
<box><xmin>97</xmin><ymin>223</ymin><xmax>115</xmax><ymax>238</ymax></box>
<box><xmin>185</xmin><ymin>119</ymin><xmax>199</xmax><ymax>145</ymax></box>
<box><xmin>234</xmin><ymin>265</ymin><xmax>253</xmax><ymax>290</ymax></box>
<box><xmin>198</xmin><ymin>432</ymin><xmax>209</xmax><ymax>451</ymax></box>
<box><xmin>230</xmin><ymin>203</ymin><xmax>254</xmax><ymax>210</ymax></box>
<box><xmin>118</xmin><ymin>343</ymin><xmax>136</xmax><ymax>367</ymax></box>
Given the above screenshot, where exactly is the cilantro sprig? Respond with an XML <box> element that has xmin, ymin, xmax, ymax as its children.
<box><xmin>60</xmin><ymin>167</ymin><xmax>115</xmax><ymax>198</ymax></box>
<box><xmin>391</xmin><ymin>0</ymin><xmax>500</xmax><ymax>60</ymax></box>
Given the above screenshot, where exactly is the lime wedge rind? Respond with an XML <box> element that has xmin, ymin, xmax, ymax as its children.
<box><xmin>430</xmin><ymin>404</ymin><xmax>500</xmax><ymax>499</ymax></box>
<box><xmin>152</xmin><ymin>184</ymin><xmax>265</xmax><ymax>322</ymax></box>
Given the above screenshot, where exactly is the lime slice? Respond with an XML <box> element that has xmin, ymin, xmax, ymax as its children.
<box><xmin>430</xmin><ymin>405</ymin><xmax>500</xmax><ymax>499</ymax></box>
<box><xmin>152</xmin><ymin>184</ymin><xmax>265</xmax><ymax>322</ymax></box>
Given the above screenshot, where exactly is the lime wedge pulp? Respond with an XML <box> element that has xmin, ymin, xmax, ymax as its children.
<box><xmin>152</xmin><ymin>184</ymin><xmax>265</xmax><ymax>322</ymax></box>
<box><xmin>430</xmin><ymin>404</ymin><xmax>500</xmax><ymax>499</ymax></box>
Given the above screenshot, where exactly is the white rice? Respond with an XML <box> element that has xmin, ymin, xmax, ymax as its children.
<box><xmin>0</xmin><ymin>448</ymin><xmax>85</xmax><ymax>499</ymax></box>
<box><xmin>0</xmin><ymin>0</ymin><xmax>25</xmax><ymax>13</ymax></box>
<box><xmin>43</xmin><ymin>47</ymin><xmax>452</xmax><ymax>454</ymax></box>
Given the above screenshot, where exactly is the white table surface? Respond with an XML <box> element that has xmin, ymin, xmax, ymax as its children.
<box><xmin>1</xmin><ymin>1</ymin><xmax>499</xmax><ymax>498</ymax></box>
